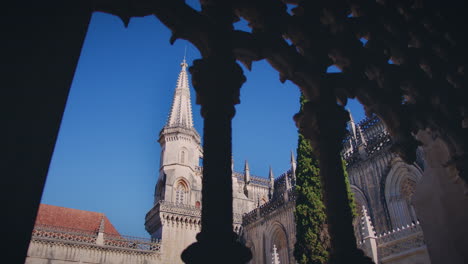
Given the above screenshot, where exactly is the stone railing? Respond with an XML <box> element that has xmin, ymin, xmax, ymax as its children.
<box><xmin>158</xmin><ymin>200</ymin><xmax>201</xmax><ymax>218</ymax></box>
<box><xmin>242</xmin><ymin>188</ymin><xmax>296</xmax><ymax>226</ymax></box>
<box><xmin>343</xmin><ymin>129</ymin><xmax>392</xmax><ymax>166</ymax></box>
<box><xmin>104</xmin><ymin>234</ymin><xmax>161</xmax><ymax>251</ymax></box>
<box><xmin>234</xmin><ymin>171</ymin><xmax>270</xmax><ymax>187</ymax></box>
<box><xmin>375</xmin><ymin>222</ymin><xmax>425</xmax><ymax>259</ymax></box>
<box><xmin>32</xmin><ymin>224</ymin><xmax>97</xmax><ymax>244</ymax></box>
<box><xmin>31</xmin><ymin>224</ymin><xmax>161</xmax><ymax>253</ymax></box>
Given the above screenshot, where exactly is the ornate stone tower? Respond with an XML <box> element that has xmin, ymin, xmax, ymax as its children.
<box><xmin>145</xmin><ymin>59</ymin><xmax>203</xmax><ymax>264</ymax></box>
<box><xmin>154</xmin><ymin>58</ymin><xmax>202</xmax><ymax>206</ymax></box>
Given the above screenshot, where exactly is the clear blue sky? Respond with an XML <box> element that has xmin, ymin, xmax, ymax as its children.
<box><xmin>41</xmin><ymin>7</ymin><xmax>366</xmax><ymax>238</ymax></box>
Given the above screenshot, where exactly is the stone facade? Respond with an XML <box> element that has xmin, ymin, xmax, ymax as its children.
<box><xmin>144</xmin><ymin>59</ymin><xmax>271</xmax><ymax>264</ymax></box>
<box><xmin>144</xmin><ymin>59</ymin><xmax>434</xmax><ymax>264</ymax></box>
<box><xmin>25</xmin><ymin>60</ymin><xmax>439</xmax><ymax>264</ymax></box>
<box><xmin>241</xmin><ymin>114</ymin><xmax>432</xmax><ymax>264</ymax></box>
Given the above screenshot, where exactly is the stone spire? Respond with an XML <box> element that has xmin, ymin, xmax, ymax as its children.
<box><xmin>361</xmin><ymin>206</ymin><xmax>378</xmax><ymax>263</ymax></box>
<box><xmin>166</xmin><ymin>58</ymin><xmax>194</xmax><ymax>128</ymax></box>
<box><xmin>96</xmin><ymin>216</ymin><xmax>105</xmax><ymax>245</ymax></box>
<box><xmin>290</xmin><ymin>151</ymin><xmax>296</xmax><ymax>170</ymax></box>
<box><xmin>348</xmin><ymin>109</ymin><xmax>367</xmax><ymax>146</ymax></box>
<box><xmin>290</xmin><ymin>150</ymin><xmax>296</xmax><ymax>184</ymax></box>
<box><xmin>269</xmin><ymin>166</ymin><xmax>275</xmax><ymax>199</ymax></box>
<box><xmin>271</xmin><ymin>244</ymin><xmax>280</xmax><ymax>264</ymax></box>
<box><xmin>347</xmin><ymin>109</ymin><xmax>358</xmax><ymax>141</ymax></box>
<box><xmin>357</xmin><ymin>123</ymin><xmax>367</xmax><ymax>146</ymax></box>
<box><xmin>243</xmin><ymin>160</ymin><xmax>250</xmax><ymax>197</ymax></box>
<box><xmin>244</xmin><ymin>160</ymin><xmax>250</xmax><ymax>183</ymax></box>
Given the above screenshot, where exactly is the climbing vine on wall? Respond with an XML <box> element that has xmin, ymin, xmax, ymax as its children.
<box><xmin>293</xmin><ymin>95</ymin><xmax>357</xmax><ymax>264</ymax></box>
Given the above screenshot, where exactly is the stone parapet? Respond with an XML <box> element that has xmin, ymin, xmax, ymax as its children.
<box><xmin>242</xmin><ymin>188</ymin><xmax>296</xmax><ymax>226</ymax></box>
<box><xmin>31</xmin><ymin>224</ymin><xmax>161</xmax><ymax>254</ymax></box>
<box><xmin>358</xmin><ymin>222</ymin><xmax>427</xmax><ymax>261</ymax></box>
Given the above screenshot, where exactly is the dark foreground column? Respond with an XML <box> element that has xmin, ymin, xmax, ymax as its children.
<box><xmin>295</xmin><ymin>98</ymin><xmax>373</xmax><ymax>264</ymax></box>
<box><xmin>3</xmin><ymin>2</ymin><xmax>92</xmax><ymax>263</ymax></box>
<box><xmin>181</xmin><ymin>58</ymin><xmax>251</xmax><ymax>264</ymax></box>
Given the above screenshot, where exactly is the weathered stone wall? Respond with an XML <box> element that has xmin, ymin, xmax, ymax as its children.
<box><xmin>242</xmin><ymin>197</ymin><xmax>296</xmax><ymax>264</ymax></box>
<box><xmin>26</xmin><ymin>240</ymin><xmax>161</xmax><ymax>264</ymax></box>
<box><xmin>159</xmin><ymin>218</ymin><xmax>200</xmax><ymax>264</ymax></box>
<box><xmin>412</xmin><ymin>130</ymin><xmax>468</xmax><ymax>264</ymax></box>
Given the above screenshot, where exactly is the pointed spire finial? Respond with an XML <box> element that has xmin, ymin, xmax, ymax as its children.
<box><xmin>347</xmin><ymin>109</ymin><xmax>358</xmax><ymax>141</ymax></box>
<box><xmin>244</xmin><ymin>160</ymin><xmax>250</xmax><ymax>196</ymax></box>
<box><xmin>166</xmin><ymin>57</ymin><xmax>194</xmax><ymax>128</ymax></box>
<box><xmin>244</xmin><ymin>160</ymin><xmax>250</xmax><ymax>172</ymax></box>
<box><xmin>290</xmin><ymin>150</ymin><xmax>296</xmax><ymax>165</ymax></box>
<box><xmin>357</xmin><ymin>124</ymin><xmax>367</xmax><ymax>146</ymax></box>
<box><xmin>269</xmin><ymin>166</ymin><xmax>275</xmax><ymax>199</ymax></box>
<box><xmin>182</xmin><ymin>46</ymin><xmax>188</xmax><ymax>68</ymax></box>
<box><xmin>272</xmin><ymin>244</ymin><xmax>280</xmax><ymax>264</ymax></box>
<box><xmin>361</xmin><ymin>205</ymin><xmax>376</xmax><ymax>238</ymax></box>
<box><xmin>98</xmin><ymin>215</ymin><xmax>105</xmax><ymax>233</ymax></box>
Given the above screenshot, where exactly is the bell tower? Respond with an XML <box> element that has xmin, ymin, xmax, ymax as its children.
<box><xmin>154</xmin><ymin>58</ymin><xmax>203</xmax><ymax>205</ymax></box>
<box><xmin>146</xmin><ymin>58</ymin><xmax>203</xmax><ymax>263</ymax></box>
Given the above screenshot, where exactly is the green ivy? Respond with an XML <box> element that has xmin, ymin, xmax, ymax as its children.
<box><xmin>293</xmin><ymin>132</ymin><xmax>329</xmax><ymax>264</ymax></box>
<box><xmin>343</xmin><ymin>159</ymin><xmax>357</xmax><ymax>219</ymax></box>
<box><xmin>293</xmin><ymin>95</ymin><xmax>357</xmax><ymax>264</ymax></box>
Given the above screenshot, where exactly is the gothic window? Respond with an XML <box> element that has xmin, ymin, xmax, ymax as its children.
<box><xmin>385</xmin><ymin>162</ymin><xmax>421</xmax><ymax>228</ymax></box>
<box><xmin>180</xmin><ymin>150</ymin><xmax>186</xmax><ymax>164</ymax></box>
<box><xmin>175</xmin><ymin>180</ymin><xmax>188</xmax><ymax>204</ymax></box>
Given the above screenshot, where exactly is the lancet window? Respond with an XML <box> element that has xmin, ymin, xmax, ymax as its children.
<box><xmin>175</xmin><ymin>180</ymin><xmax>189</xmax><ymax>204</ymax></box>
<box><xmin>180</xmin><ymin>150</ymin><xmax>186</xmax><ymax>164</ymax></box>
<box><xmin>385</xmin><ymin>163</ymin><xmax>421</xmax><ymax>228</ymax></box>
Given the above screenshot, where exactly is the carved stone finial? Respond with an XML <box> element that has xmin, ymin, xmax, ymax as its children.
<box><xmin>272</xmin><ymin>244</ymin><xmax>280</xmax><ymax>264</ymax></box>
<box><xmin>244</xmin><ymin>160</ymin><xmax>250</xmax><ymax>184</ymax></box>
<box><xmin>269</xmin><ymin>166</ymin><xmax>275</xmax><ymax>199</ymax></box>
<box><xmin>166</xmin><ymin>58</ymin><xmax>194</xmax><ymax>128</ymax></box>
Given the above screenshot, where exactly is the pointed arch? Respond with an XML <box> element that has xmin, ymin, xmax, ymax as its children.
<box><xmin>266</xmin><ymin>222</ymin><xmax>289</xmax><ymax>264</ymax></box>
<box><xmin>350</xmin><ymin>185</ymin><xmax>369</xmax><ymax>242</ymax></box>
<box><xmin>384</xmin><ymin>159</ymin><xmax>423</xmax><ymax>228</ymax></box>
<box><xmin>174</xmin><ymin>178</ymin><xmax>190</xmax><ymax>204</ymax></box>
<box><xmin>245</xmin><ymin>239</ymin><xmax>256</xmax><ymax>264</ymax></box>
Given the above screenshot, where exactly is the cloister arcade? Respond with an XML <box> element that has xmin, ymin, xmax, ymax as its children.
<box><xmin>5</xmin><ymin>1</ymin><xmax>468</xmax><ymax>263</ymax></box>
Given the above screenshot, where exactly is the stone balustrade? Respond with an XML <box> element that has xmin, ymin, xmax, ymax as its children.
<box><xmin>31</xmin><ymin>224</ymin><xmax>161</xmax><ymax>253</ymax></box>
<box><xmin>358</xmin><ymin>222</ymin><xmax>426</xmax><ymax>260</ymax></box>
<box><xmin>242</xmin><ymin>187</ymin><xmax>296</xmax><ymax>226</ymax></box>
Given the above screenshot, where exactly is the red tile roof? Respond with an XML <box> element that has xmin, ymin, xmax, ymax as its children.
<box><xmin>35</xmin><ymin>204</ymin><xmax>120</xmax><ymax>236</ymax></box>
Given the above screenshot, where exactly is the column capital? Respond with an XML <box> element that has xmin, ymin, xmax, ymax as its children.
<box><xmin>294</xmin><ymin>100</ymin><xmax>349</xmax><ymax>156</ymax></box>
<box><xmin>189</xmin><ymin>57</ymin><xmax>245</xmax><ymax>118</ymax></box>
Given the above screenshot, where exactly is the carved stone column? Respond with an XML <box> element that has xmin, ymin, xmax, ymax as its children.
<box><xmin>181</xmin><ymin>57</ymin><xmax>251</xmax><ymax>264</ymax></box>
<box><xmin>294</xmin><ymin>96</ymin><xmax>373</xmax><ymax>264</ymax></box>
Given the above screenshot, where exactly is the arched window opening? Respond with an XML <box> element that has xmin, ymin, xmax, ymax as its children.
<box><xmin>175</xmin><ymin>180</ymin><xmax>189</xmax><ymax>204</ymax></box>
<box><xmin>180</xmin><ymin>150</ymin><xmax>186</xmax><ymax>164</ymax></box>
<box><xmin>385</xmin><ymin>162</ymin><xmax>421</xmax><ymax>228</ymax></box>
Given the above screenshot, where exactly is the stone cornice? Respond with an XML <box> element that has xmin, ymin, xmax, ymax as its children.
<box><xmin>158</xmin><ymin>126</ymin><xmax>201</xmax><ymax>145</ymax></box>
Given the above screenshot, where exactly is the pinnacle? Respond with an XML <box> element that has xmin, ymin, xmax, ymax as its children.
<box><xmin>166</xmin><ymin>59</ymin><xmax>194</xmax><ymax>129</ymax></box>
